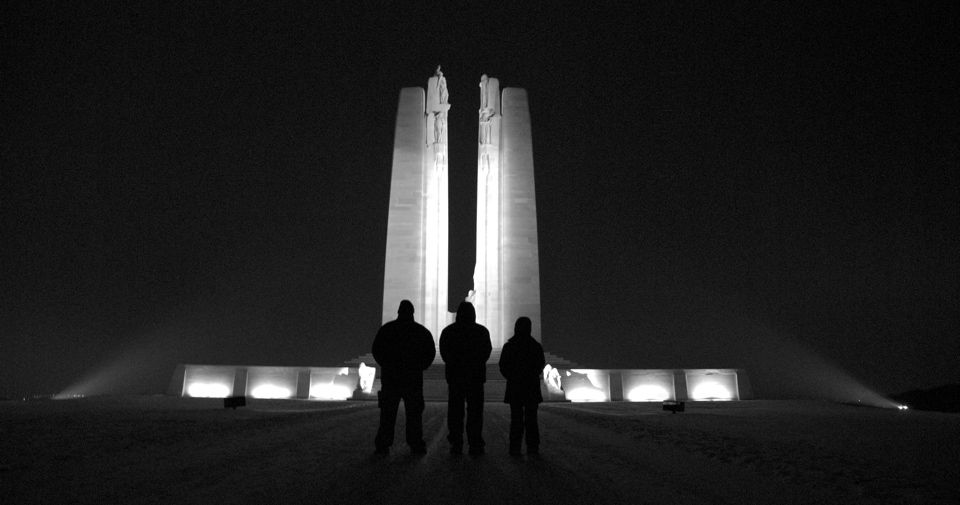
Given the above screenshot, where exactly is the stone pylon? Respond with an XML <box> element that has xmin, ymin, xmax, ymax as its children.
<box><xmin>470</xmin><ymin>76</ymin><xmax>541</xmax><ymax>347</ymax></box>
<box><xmin>381</xmin><ymin>67</ymin><xmax>451</xmax><ymax>343</ymax></box>
<box><xmin>382</xmin><ymin>70</ymin><xmax>541</xmax><ymax>349</ymax></box>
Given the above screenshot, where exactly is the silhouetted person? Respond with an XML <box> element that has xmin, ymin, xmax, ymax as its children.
<box><xmin>372</xmin><ymin>300</ymin><xmax>436</xmax><ymax>455</ymax></box>
<box><xmin>499</xmin><ymin>316</ymin><xmax>546</xmax><ymax>456</ymax></box>
<box><xmin>439</xmin><ymin>301</ymin><xmax>492</xmax><ymax>455</ymax></box>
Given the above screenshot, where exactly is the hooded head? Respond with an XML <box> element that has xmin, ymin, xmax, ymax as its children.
<box><xmin>397</xmin><ymin>300</ymin><xmax>415</xmax><ymax>320</ymax></box>
<box><xmin>455</xmin><ymin>301</ymin><xmax>476</xmax><ymax>324</ymax></box>
<box><xmin>514</xmin><ymin>316</ymin><xmax>532</xmax><ymax>337</ymax></box>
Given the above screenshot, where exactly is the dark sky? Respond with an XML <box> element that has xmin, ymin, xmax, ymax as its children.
<box><xmin>2</xmin><ymin>2</ymin><xmax>957</xmax><ymax>399</ymax></box>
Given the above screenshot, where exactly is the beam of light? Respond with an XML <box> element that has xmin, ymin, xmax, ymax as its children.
<box><xmin>52</xmin><ymin>393</ymin><xmax>86</xmax><ymax>400</ymax></box>
<box><xmin>626</xmin><ymin>385</ymin><xmax>671</xmax><ymax>402</ymax></box>
<box><xmin>186</xmin><ymin>383</ymin><xmax>231</xmax><ymax>398</ymax></box>
<box><xmin>690</xmin><ymin>382</ymin><xmax>734</xmax><ymax>401</ymax></box>
<box><xmin>309</xmin><ymin>384</ymin><xmax>353</xmax><ymax>401</ymax></box>
<box><xmin>249</xmin><ymin>384</ymin><xmax>293</xmax><ymax>399</ymax></box>
<box><xmin>57</xmin><ymin>328</ymin><xmax>196</xmax><ymax>398</ymax></box>
<box><xmin>726</xmin><ymin>320</ymin><xmax>903</xmax><ymax>407</ymax></box>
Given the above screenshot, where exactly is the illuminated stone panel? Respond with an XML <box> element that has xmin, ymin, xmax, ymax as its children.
<box><xmin>309</xmin><ymin>367</ymin><xmax>359</xmax><ymax>400</ymax></box>
<box><xmin>182</xmin><ymin>365</ymin><xmax>237</xmax><ymax>398</ymax></box>
<box><xmin>247</xmin><ymin>366</ymin><xmax>299</xmax><ymax>399</ymax></box>
<box><xmin>382</xmin><ymin>87</ymin><xmax>428</xmax><ymax>330</ymax></box>
<box><xmin>685</xmin><ymin>369</ymin><xmax>740</xmax><ymax>401</ymax></box>
<box><xmin>499</xmin><ymin>87</ymin><xmax>541</xmax><ymax>346</ymax></box>
<box><xmin>622</xmin><ymin>370</ymin><xmax>677</xmax><ymax>402</ymax></box>
<box><xmin>382</xmin><ymin>70</ymin><xmax>452</xmax><ymax>342</ymax></box>
<box><xmin>471</xmin><ymin>80</ymin><xmax>541</xmax><ymax>348</ymax></box>
<box><xmin>174</xmin><ymin>365</ymin><xmax>746</xmax><ymax>403</ymax></box>
<box><xmin>472</xmin><ymin>76</ymin><xmax>502</xmax><ymax>344</ymax></box>
<box><xmin>561</xmin><ymin>369</ymin><xmax>611</xmax><ymax>402</ymax></box>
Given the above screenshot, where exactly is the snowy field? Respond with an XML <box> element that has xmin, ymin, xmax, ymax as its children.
<box><xmin>1</xmin><ymin>397</ymin><xmax>957</xmax><ymax>504</ymax></box>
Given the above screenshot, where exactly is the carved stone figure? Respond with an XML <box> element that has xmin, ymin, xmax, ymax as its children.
<box><xmin>478</xmin><ymin>74</ymin><xmax>495</xmax><ymax>145</ymax></box>
<box><xmin>435</xmin><ymin>111</ymin><xmax>446</xmax><ymax>144</ymax></box>
<box><xmin>479</xmin><ymin>74</ymin><xmax>489</xmax><ymax>109</ymax></box>
<box><xmin>543</xmin><ymin>364</ymin><xmax>562</xmax><ymax>393</ymax></box>
<box><xmin>359</xmin><ymin>362</ymin><xmax>376</xmax><ymax>394</ymax></box>
<box><xmin>479</xmin><ymin>152</ymin><xmax>491</xmax><ymax>174</ymax></box>
<box><xmin>479</xmin><ymin>110</ymin><xmax>494</xmax><ymax>145</ymax></box>
<box><xmin>437</xmin><ymin>66</ymin><xmax>448</xmax><ymax>105</ymax></box>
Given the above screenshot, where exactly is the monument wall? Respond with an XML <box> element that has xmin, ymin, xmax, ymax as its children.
<box><xmin>382</xmin><ymin>87</ymin><xmax>427</xmax><ymax>327</ymax></box>
<box><xmin>470</xmin><ymin>79</ymin><xmax>542</xmax><ymax>347</ymax></box>
<box><xmin>472</xmin><ymin>76</ymin><xmax>503</xmax><ymax>345</ymax></box>
<box><xmin>381</xmin><ymin>69</ymin><xmax>451</xmax><ymax>342</ymax></box>
<box><xmin>171</xmin><ymin>363</ymin><xmax>748</xmax><ymax>402</ymax></box>
<box><xmin>170</xmin><ymin>70</ymin><xmax>749</xmax><ymax>404</ymax></box>
<box><xmin>499</xmin><ymin>87</ymin><xmax>541</xmax><ymax>345</ymax></box>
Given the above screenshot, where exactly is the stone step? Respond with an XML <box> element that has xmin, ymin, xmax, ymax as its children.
<box><xmin>349</xmin><ymin>348</ymin><xmax>572</xmax><ymax>403</ymax></box>
<box><xmin>365</xmin><ymin>377</ymin><xmax>556</xmax><ymax>402</ymax></box>
<box><xmin>346</xmin><ymin>349</ymin><xmax>577</xmax><ymax>368</ymax></box>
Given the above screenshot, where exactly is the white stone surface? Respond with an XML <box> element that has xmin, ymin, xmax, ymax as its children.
<box><xmin>471</xmin><ymin>76</ymin><xmax>502</xmax><ymax>345</ymax></box>
<box><xmin>499</xmin><ymin>87</ymin><xmax>541</xmax><ymax>346</ymax></box>
<box><xmin>382</xmin><ymin>72</ymin><xmax>541</xmax><ymax>349</ymax></box>
<box><xmin>382</xmin><ymin>71</ymin><xmax>451</xmax><ymax>344</ymax></box>
<box><xmin>471</xmin><ymin>81</ymin><xmax>542</xmax><ymax>347</ymax></box>
<box><xmin>382</xmin><ymin>87</ymin><xmax>427</xmax><ymax>329</ymax></box>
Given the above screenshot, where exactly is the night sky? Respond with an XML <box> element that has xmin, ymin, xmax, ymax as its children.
<box><xmin>2</xmin><ymin>3</ymin><xmax>957</xmax><ymax>399</ymax></box>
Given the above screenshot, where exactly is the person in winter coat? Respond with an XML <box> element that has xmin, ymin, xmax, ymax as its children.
<box><xmin>372</xmin><ymin>300</ymin><xmax>436</xmax><ymax>455</ymax></box>
<box><xmin>439</xmin><ymin>301</ymin><xmax>492</xmax><ymax>455</ymax></box>
<box><xmin>498</xmin><ymin>316</ymin><xmax>546</xmax><ymax>456</ymax></box>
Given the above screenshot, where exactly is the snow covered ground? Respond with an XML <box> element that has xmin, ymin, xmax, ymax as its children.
<box><xmin>1</xmin><ymin>397</ymin><xmax>957</xmax><ymax>504</ymax></box>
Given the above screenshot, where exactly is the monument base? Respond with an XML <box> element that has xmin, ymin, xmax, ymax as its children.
<box><xmin>170</xmin><ymin>361</ymin><xmax>748</xmax><ymax>403</ymax></box>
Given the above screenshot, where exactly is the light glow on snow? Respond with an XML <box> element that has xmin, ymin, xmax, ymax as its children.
<box><xmin>690</xmin><ymin>382</ymin><xmax>734</xmax><ymax>401</ymax></box>
<box><xmin>566</xmin><ymin>387</ymin><xmax>609</xmax><ymax>402</ymax></box>
<box><xmin>627</xmin><ymin>385</ymin><xmax>671</xmax><ymax>402</ymax></box>
<box><xmin>180</xmin><ymin>365</ymin><xmax>236</xmax><ymax>398</ymax></box>
<box><xmin>309</xmin><ymin>384</ymin><xmax>353</xmax><ymax>401</ymax></box>
<box><xmin>250</xmin><ymin>384</ymin><xmax>293</xmax><ymax>399</ymax></box>
<box><xmin>247</xmin><ymin>366</ymin><xmax>299</xmax><ymax>400</ymax></box>
<box><xmin>186</xmin><ymin>383</ymin><xmax>231</xmax><ymax>398</ymax></box>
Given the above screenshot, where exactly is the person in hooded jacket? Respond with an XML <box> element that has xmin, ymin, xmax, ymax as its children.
<box><xmin>439</xmin><ymin>301</ymin><xmax>492</xmax><ymax>455</ymax></box>
<box><xmin>372</xmin><ymin>300</ymin><xmax>436</xmax><ymax>455</ymax></box>
<box><xmin>498</xmin><ymin>316</ymin><xmax>546</xmax><ymax>456</ymax></box>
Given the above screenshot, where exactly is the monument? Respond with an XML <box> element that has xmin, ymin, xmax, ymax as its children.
<box><xmin>382</xmin><ymin>70</ymin><xmax>541</xmax><ymax>349</ymax></box>
<box><xmin>381</xmin><ymin>66</ymin><xmax>451</xmax><ymax>343</ymax></box>
<box><xmin>469</xmin><ymin>75</ymin><xmax>541</xmax><ymax>348</ymax></box>
<box><xmin>168</xmin><ymin>68</ymin><xmax>747</xmax><ymax>404</ymax></box>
